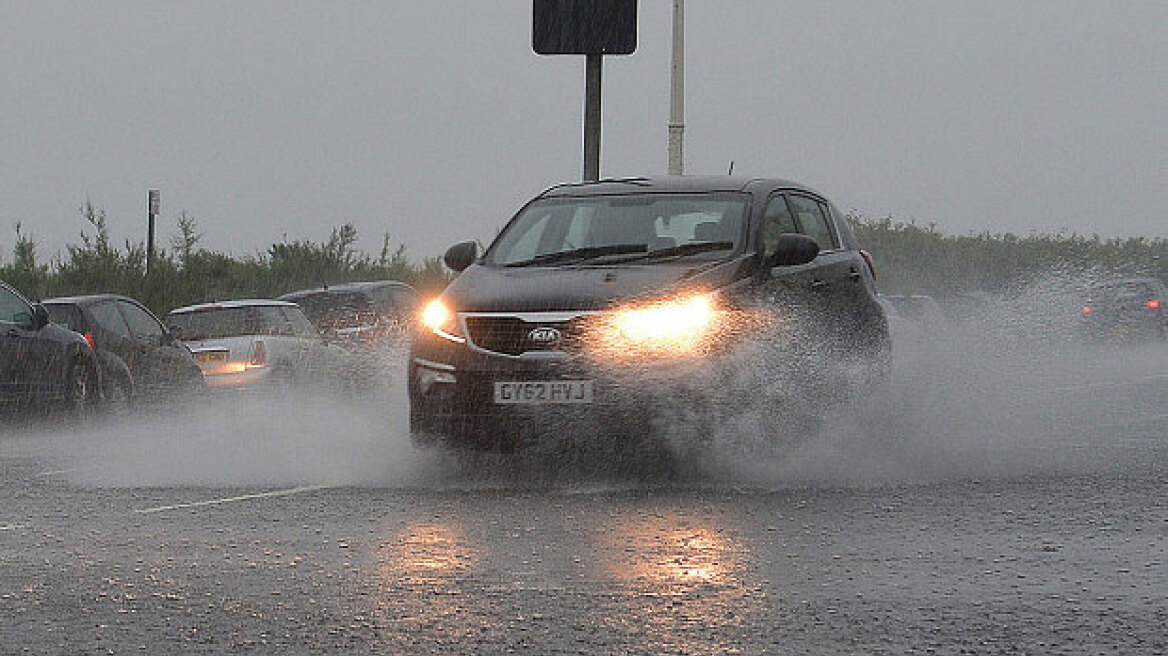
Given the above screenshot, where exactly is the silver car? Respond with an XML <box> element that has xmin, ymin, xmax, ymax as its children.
<box><xmin>166</xmin><ymin>299</ymin><xmax>353</xmax><ymax>390</ymax></box>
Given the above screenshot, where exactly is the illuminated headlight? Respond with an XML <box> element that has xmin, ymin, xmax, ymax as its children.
<box><xmin>602</xmin><ymin>294</ymin><xmax>718</xmax><ymax>355</ymax></box>
<box><xmin>420</xmin><ymin>299</ymin><xmax>465</xmax><ymax>343</ymax></box>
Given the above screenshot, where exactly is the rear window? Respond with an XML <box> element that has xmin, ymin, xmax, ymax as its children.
<box><xmin>295</xmin><ymin>292</ymin><xmax>374</xmax><ymax>324</ymax></box>
<box><xmin>45</xmin><ymin>304</ymin><xmax>80</xmax><ymax>331</ymax></box>
<box><xmin>170</xmin><ymin>306</ymin><xmax>318</xmax><ymax>340</ymax></box>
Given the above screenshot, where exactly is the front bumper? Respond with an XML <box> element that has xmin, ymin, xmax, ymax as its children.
<box><xmin>407</xmin><ymin>324</ymin><xmax>710</xmax><ymax>446</ymax></box>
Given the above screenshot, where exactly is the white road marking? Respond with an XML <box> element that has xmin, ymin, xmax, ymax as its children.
<box><xmin>135</xmin><ymin>485</ymin><xmax>333</xmax><ymax>515</ymax></box>
<box><xmin>36</xmin><ymin>466</ymin><xmax>104</xmax><ymax>478</ymax></box>
<box><xmin>0</xmin><ymin>523</ymin><xmax>28</xmax><ymax>531</ymax></box>
<box><xmin>1041</xmin><ymin>372</ymin><xmax>1168</xmax><ymax>395</ymax></box>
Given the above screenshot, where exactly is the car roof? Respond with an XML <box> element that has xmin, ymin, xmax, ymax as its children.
<box><xmin>169</xmin><ymin>299</ymin><xmax>301</xmax><ymax>314</ymax></box>
<box><xmin>535</xmin><ymin>175</ymin><xmax>823</xmax><ymax>199</ymax></box>
<box><xmin>42</xmin><ymin>293</ymin><xmax>143</xmax><ymax>307</ymax></box>
<box><xmin>278</xmin><ymin>280</ymin><xmax>416</xmax><ymax>300</ymax></box>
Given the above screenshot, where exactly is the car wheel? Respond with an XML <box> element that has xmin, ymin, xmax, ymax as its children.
<box><xmin>63</xmin><ymin>359</ymin><xmax>98</xmax><ymax>417</ymax></box>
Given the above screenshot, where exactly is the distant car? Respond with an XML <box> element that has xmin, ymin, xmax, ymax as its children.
<box><xmin>277</xmin><ymin>280</ymin><xmax>418</xmax><ymax>347</ymax></box>
<box><xmin>166</xmin><ymin>299</ymin><xmax>355</xmax><ymax>390</ymax></box>
<box><xmin>0</xmin><ymin>281</ymin><xmax>101</xmax><ymax>413</ymax></box>
<box><xmin>1079</xmin><ymin>277</ymin><xmax>1166</xmax><ymax>341</ymax></box>
<box><xmin>43</xmin><ymin>294</ymin><xmax>205</xmax><ymax>406</ymax></box>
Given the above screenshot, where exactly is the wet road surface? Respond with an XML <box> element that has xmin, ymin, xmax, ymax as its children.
<box><xmin>1</xmin><ymin>341</ymin><xmax>1165</xmax><ymax>654</ymax></box>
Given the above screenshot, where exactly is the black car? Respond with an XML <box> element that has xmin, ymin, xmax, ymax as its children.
<box><xmin>43</xmin><ymin>294</ymin><xmax>205</xmax><ymax>405</ymax></box>
<box><xmin>1079</xmin><ymin>277</ymin><xmax>1167</xmax><ymax>341</ymax></box>
<box><xmin>278</xmin><ymin>280</ymin><xmax>419</xmax><ymax>347</ymax></box>
<box><xmin>408</xmin><ymin>176</ymin><xmax>890</xmax><ymax>450</ymax></box>
<box><xmin>1</xmin><ymin>281</ymin><xmax>101</xmax><ymax>413</ymax></box>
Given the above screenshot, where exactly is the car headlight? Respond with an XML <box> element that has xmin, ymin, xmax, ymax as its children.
<box><xmin>600</xmin><ymin>294</ymin><xmax>718</xmax><ymax>355</ymax></box>
<box><xmin>420</xmin><ymin>298</ymin><xmax>465</xmax><ymax>343</ymax></box>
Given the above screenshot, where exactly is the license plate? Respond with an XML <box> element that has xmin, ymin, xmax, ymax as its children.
<box><xmin>494</xmin><ymin>380</ymin><xmax>594</xmax><ymax>405</ymax></box>
<box><xmin>195</xmin><ymin>351</ymin><xmax>227</xmax><ymax>365</ymax></box>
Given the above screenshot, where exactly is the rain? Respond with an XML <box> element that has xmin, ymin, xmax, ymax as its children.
<box><xmin>2</xmin><ymin>3</ymin><xmax>1166</xmax><ymax>654</ymax></box>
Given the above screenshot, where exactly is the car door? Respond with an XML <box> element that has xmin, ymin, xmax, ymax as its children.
<box><xmin>117</xmin><ymin>299</ymin><xmax>195</xmax><ymax>395</ymax></box>
<box><xmin>784</xmin><ymin>194</ymin><xmax>861</xmax><ymax>331</ymax></box>
<box><xmin>85</xmin><ymin>300</ymin><xmax>141</xmax><ymax>390</ymax></box>
<box><xmin>0</xmin><ymin>285</ymin><xmax>40</xmax><ymax>398</ymax></box>
<box><xmin>754</xmin><ymin>193</ymin><xmax>826</xmax><ymax>313</ymax></box>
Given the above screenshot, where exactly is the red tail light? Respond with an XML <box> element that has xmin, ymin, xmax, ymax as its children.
<box><xmin>83</xmin><ymin>332</ymin><xmax>97</xmax><ymax>351</ymax></box>
<box><xmin>249</xmin><ymin>340</ymin><xmax>266</xmax><ymax>367</ymax></box>
<box><xmin>1081</xmin><ymin>305</ymin><xmax>1092</xmax><ymax>314</ymax></box>
<box><xmin>1148</xmin><ymin>299</ymin><xmax>1161</xmax><ymax>309</ymax></box>
<box><xmin>859</xmin><ymin>249</ymin><xmax>877</xmax><ymax>280</ymax></box>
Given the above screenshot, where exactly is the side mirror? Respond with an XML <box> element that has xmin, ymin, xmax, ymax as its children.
<box><xmin>443</xmin><ymin>241</ymin><xmax>479</xmax><ymax>272</ymax></box>
<box><xmin>168</xmin><ymin>324</ymin><xmax>185</xmax><ymax>340</ymax></box>
<box><xmin>768</xmin><ymin>234</ymin><xmax>820</xmax><ymax>268</ymax></box>
<box><xmin>29</xmin><ymin>303</ymin><xmax>50</xmax><ymax>330</ymax></box>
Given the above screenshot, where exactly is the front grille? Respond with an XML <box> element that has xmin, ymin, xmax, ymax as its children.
<box><xmin>464</xmin><ymin>315</ymin><xmax>594</xmax><ymax>356</ymax></box>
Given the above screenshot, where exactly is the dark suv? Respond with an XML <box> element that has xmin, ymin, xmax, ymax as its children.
<box><xmin>278</xmin><ymin>281</ymin><xmax>419</xmax><ymax>347</ymax></box>
<box><xmin>408</xmin><ymin>176</ymin><xmax>890</xmax><ymax>450</ymax></box>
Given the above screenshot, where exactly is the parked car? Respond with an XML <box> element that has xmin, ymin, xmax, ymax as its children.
<box><xmin>408</xmin><ymin>176</ymin><xmax>891</xmax><ymax>450</ymax></box>
<box><xmin>0</xmin><ymin>281</ymin><xmax>101</xmax><ymax>413</ymax></box>
<box><xmin>278</xmin><ymin>280</ymin><xmax>418</xmax><ymax>347</ymax></box>
<box><xmin>43</xmin><ymin>294</ymin><xmax>205</xmax><ymax>406</ymax></box>
<box><xmin>166</xmin><ymin>299</ymin><xmax>356</xmax><ymax>390</ymax></box>
<box><xmin>1079</xmin><ymin>277</ymin><xmax>1166</xmax><ymax>341</ymax></box>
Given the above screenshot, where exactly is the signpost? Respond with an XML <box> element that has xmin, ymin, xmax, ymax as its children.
<box><xmin>147</xmin><ymin>189</ymin><xmax>159</xmax><ymax>275</ymax></box>
<box><xmin>533</xmin><ymin>0</ymin><xmax>638</xmax><ymax>182</ymax></box>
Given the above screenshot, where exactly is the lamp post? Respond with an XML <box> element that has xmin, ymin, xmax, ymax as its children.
<box><xmin>668</xmin><ymin>0</ymin><xmax>685</xmax><ymax>176</ymax></box>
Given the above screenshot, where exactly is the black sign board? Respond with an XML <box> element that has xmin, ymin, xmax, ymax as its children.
<box><xmin>533</xmin><ymin>0</ymin><xmax>637</xmax><ymax>55</ymax></box>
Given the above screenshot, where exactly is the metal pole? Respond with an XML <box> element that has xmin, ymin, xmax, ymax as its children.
<box><xmin>584</xmin><ymin>53</ymin><xmax>602</xmax><ymax>182</ymax></box>
<box><xmin>668</xmin><ymin>0</ymin><xmax>685</xmax><ymax>176</ymax></box>
<box><xmin>146</xmin><ymin>189</ymin><xmax>158</xmax><ymax>276</ymax></box>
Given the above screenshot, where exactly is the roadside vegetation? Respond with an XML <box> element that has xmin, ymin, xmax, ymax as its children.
<box><xmin>848</xmin><ymin>213</ymin><xmax>1166</xmax><ymax>297</ymax></box>
<box><xmin>1</xmin><ymin>203</ymin><xmax>1164</xmax><ymax>316</ymax></box>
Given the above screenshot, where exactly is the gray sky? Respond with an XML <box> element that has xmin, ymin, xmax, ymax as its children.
<box><xmin>1</xmin><ymin>1</ymin><xmax>1164</xmax><ymax>265</ymax></box>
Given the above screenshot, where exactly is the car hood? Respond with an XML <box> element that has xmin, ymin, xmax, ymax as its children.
<box><xmin>441</xmin><ymin>257</ymin><xmax>753</xmax><ymax>313</ymax></box>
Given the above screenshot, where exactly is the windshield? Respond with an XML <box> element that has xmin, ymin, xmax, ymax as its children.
<box><xmin>169</xmin><ymin>305</ymin><xmax>319</xmax><ymax>340</ymax></box>
<box><xmin>484</xmin><ymin>193</ymin><xmax>748</xmax><ymax>266</ymax></box>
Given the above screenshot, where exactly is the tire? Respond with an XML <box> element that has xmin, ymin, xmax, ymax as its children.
<box><xmin>62</xmin><ymin>359</ymin><xmax>98</xmax><ymax>418</ymax></box>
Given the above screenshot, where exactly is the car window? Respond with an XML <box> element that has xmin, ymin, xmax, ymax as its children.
<box><xmin>787</xmin><ymin>195</ymin><xmax>838</xmax><ymax>250</ymax></box>
<box><xmin>0</xmin><ymin>286</ymin><xmax>33</xmax><ymax>323</ymax></box>
<box><xmin>44</xmin><ymin>304</ymin><xmax>81</xmax><ymax>331</ymax></box>
<box><xmin>90</xmin><ymin>301</ymin><xmax>133</xmax><ymax>338</ymax></box>
<box><xmin>486</xmin><ymin>194</ymin><xmax>747</xmax><ymax>266</ymax></box>
<box><xmin>118</xmin><ymin>300</ymin><xmax>165</xmax><ymax>342</ymax></box>
<box><xmin>170</xmin><ymin>306</ymin><xmax>290</xmax><ymax>340</ymax></box>
<box><xmin>761</xmin><ymin>195</ymin><xmax>800</xmax><ymax>255</ymax></box>
<box><xmin>280</xmin><ymin>306</ymin><xmax>320</xmax><ymax>338</ymax></box>
<box><xmin>295</xmin><ymin>291</ymin><xmax>379</xmax><ymax>329</ymax></box>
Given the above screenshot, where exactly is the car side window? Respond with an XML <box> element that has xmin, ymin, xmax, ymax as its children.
<box><xmin>280</xmin><ymin>307</ymin><xmax>320</xmax><ymax>338</ymax></box>
<box><xmin>90</xmin><ymin>302</ymin><xmax>133</xmax><ymax>338</ymax></box>
<box><xmin>0</xmin><ymin>286</ymin><xmax>32</xmax><ymax>324</ymax></box>
<box><xmin>787</xmin><ymin>195</ymin><xmax>838</xmax><ymax>250</ymax></box>
<box><xmin>761</xmin><ymin>195</ymin><xmax>799</xmax><ymax>255</ymax></box>
<box><xmin>118</xmin><ymin>300</ymin><xmax>165</xmax><ymax>343</ymax></box>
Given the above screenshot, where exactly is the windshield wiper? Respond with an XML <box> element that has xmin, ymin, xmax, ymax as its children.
<box><xmin>503</xmin><ymin>243</ymin><xmax>648</xmax><ymax>267</ymax></box>
<box><xmin>618</xmin><ymin>240</ymin><xmax>735</xmax><ymax>262</ymax></box>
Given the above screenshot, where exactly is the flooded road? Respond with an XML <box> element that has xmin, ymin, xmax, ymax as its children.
<box><xmin>1</xmin><ymin>339</ymin><xmax>1165</xmax><ymax>654</ymax></box>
